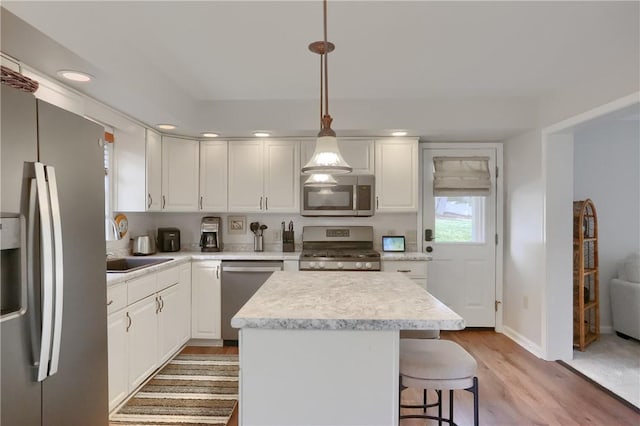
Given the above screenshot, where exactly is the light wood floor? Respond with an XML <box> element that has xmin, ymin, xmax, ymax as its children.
<box><xmin>184</xmin><ymin>330</ymin><xmax>640</xmax><ymax>426</ymax></box>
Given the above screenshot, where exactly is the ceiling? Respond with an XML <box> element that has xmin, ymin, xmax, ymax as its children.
<box><xmin>2</xmin><ymin>1</ymin><xmax>638</xmax><ymax>140</ymax></box>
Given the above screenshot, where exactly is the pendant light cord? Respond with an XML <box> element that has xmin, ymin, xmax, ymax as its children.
<box><xmin>323</xmin><ymin>0</ymin><xmax>329</xmax><ymax>119</ymax></box>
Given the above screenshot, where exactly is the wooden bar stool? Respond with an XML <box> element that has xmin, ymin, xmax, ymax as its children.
<box><xmin>399</xmin><ymin>339</ymin><xmax>479</xmax><ymax>426</ymax></box>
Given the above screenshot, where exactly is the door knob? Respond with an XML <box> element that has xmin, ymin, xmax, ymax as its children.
<box><xmin>426</xmin><ymin>246</ymin><xmax>433</xmax><ymax>253</ymax></box>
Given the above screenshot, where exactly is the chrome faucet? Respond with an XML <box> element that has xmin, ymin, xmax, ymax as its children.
<box><xmin>106</xmin><ymin>217</ymin><xmax>121</xmax><ymax>241</ymax></box>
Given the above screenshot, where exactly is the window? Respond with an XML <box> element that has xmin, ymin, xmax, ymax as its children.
<box><xmin>103</xmin><ymin>132</ymin><xmax>114</xmax><ymax>239</ymax></box>
<box><xmin>434</xmin><ymin>196</ymin><xmax>486</xmax><ymax>243</ymax></box>
<box><xmin>431</xmin><ymin>156</ymin><xmax>490</xmax><ymax>243</ymax></box>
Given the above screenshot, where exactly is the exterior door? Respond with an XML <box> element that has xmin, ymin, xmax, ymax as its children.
<box><xmin>423</xmin><ymin>147</ymin><xmax>497</xmax><ymax>327</ymax></box>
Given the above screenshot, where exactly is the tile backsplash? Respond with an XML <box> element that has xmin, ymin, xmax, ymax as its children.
<box><xmin>117</xmin><ymin>211</ymin><xmax>419</xmax><ymax>254</ymax></box>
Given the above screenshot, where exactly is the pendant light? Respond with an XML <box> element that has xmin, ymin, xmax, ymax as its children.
<box><xmin>304</xmin><ymin>173</ymin><xmax>338</xmax><ymax>187</ymax></box>
<box><xmin>301</xmin><ymin>0</ymin><xmax>352</xmax><ymax>175</ymax></box>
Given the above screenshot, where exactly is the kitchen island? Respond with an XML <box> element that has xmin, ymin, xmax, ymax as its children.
<box><xmin>231</xmin><ymin>271</ymin><xmax>464</xmax><ymax>426</ymax></box>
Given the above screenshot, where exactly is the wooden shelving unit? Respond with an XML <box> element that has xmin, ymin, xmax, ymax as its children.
<box><xmin>573</xmin><ymin>199</ymin><xmax>600</xmax><ymax>351</ymax></box>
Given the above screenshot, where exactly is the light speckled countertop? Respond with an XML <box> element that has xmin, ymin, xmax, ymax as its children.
<box><xmin>106</xmin><ymin>251</ymin><xmax>301</xmax><ymax>286</ymax></box>
<box><xmin>231</xmin><ymin>271</ymin><xmax>464</xmax><ymax>331</ymax></box>
<box><xmin>105</xmin><ymin>251</ymin><xmax>429</xmax><ymax>286</ymax></box>
<box><xmin>380</xmin><ymin>252</ymin><xmax>432</xmax><ymax>261</ymax></box>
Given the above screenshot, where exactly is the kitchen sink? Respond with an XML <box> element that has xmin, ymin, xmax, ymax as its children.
<box><xmin>106</xmin><ymin>257</ymin><xmax>173</xmax><ymax>273</ymax></box>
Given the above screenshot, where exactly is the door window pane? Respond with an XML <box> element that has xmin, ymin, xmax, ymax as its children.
<box><xmin>434</xmin><ymin>196</ymin><xmax>485</xmax><ymax>243</ymax></box>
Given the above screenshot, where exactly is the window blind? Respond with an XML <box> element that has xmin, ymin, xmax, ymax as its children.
<box><xmin>433</xmin><ymin>156</ymin><xmax>491</xmax><ymax>196</ymax></box>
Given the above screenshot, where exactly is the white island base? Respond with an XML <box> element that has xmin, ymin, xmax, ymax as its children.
<box><xmin>232</xmin><ymin>272</ymin><xmax>465</xmax><ymax>426</ymax></box>
<box><xmin>239</xmin><ymin>328</ymin><xmax>399</xmax><ymax>426</ymax></box>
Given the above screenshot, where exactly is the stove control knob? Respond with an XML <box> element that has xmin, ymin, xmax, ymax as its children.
<box><xmin>337</xmin><ymin>262</ymin><xmax>344</xmax><ymax>269</ymax></box>
<box><xmin>318</xmin><ymin>262</ymin><xmax>325</xmax><ymax>269</ymax></box>
<box><xmin>355</xmin><ymin>262</ymin><xmax>363</xmax><ymax>269</ymax></box>
<box><xmin>365</xmin><ymin>262</ymin><xmax>372</xmax><ymax>269</ymax></box>
<box><xmin>309</xmin><ymin>262</ymin><xmax>316</xmax><ymax>269</ymax></box>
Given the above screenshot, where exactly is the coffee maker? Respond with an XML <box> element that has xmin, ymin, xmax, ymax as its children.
<box><xmin>200</xmin><ymin>216</ymin><xmax>222</xmax><ymax>252</ymax></box>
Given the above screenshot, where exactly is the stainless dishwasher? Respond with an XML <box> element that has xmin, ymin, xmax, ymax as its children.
<box><xmin>221</xmin><ymin>260</ymin><xmax>283</xmax><ymax>342</ymax></box>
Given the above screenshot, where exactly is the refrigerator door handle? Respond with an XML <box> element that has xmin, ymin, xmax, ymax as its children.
<box><xmin>34</xmin><ymin>163</ymin><xmax>54</xmax><ymax>382</ymax></box>
<box><xmin>46</xmin><ymin>165</ymin><xmax>64</xmax><ymax>376</ymax></box>
<box><xmin>27</xmin><ymin>179</ymin><xmax>42</xmax><ymax>370</ymax></box>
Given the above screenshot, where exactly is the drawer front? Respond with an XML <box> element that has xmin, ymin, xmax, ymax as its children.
<box><xmin>157</xmin><ymin>266</ymin><xmax>180</xmax><ymax>291</ymax></box>
<box><xmin>383</xmin><ymin>260</ymin><xmax>427</xmax><ymax>277</ymax></box>
<box><xmin>106</xmin><ymin>282</ymin><xmax>127</xmax><ymax>314</ymax></box>
<box><xmin>127</xmin><ymin>273</ymin><xmax>158</xmax><ymax>304</ymax></box>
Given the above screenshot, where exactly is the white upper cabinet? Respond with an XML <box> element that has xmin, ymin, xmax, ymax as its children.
<box><xmin>113</xmin><ymin>122</ymin><xmax>147</xmax><ymax>212</ymax></box>
<box><xmin>199</xmin><ymin>140</ymin><xmax>228</xmax><ymax>212</ymax></box>
<box><xmin>264</xmin><ymin>140</ymin><xmax>300</xmax><ymax>213</ymax></box>
<box><xmin>301</xmin><ymin>138</ymin><xmax>374</xmax><ymax>175</ymax></box>
<box><xmin>161</xmin><ymin>136</ymin><xmax>200</xmax><ymax>211</ymax></box>
<box><xmin>146</xmin><ymin>129</ymin><xmax>162</xmax><ymax>211</ymax></box>
<box><xmin>229</xmin><ymin>140</ymin><xmax>299</xmax><ymax>213</ymax></box>
<box><xmin>228</xmin><ymin>140</ymin><xmax>264</xmax><ymax>211</ymax></box>
<box><xmin>374</xmin><ymin>138</ymin><xmax>419</xmax><ymax>212</ymax></box>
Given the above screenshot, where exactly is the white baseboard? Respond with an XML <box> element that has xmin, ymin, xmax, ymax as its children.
<box><xmin>502</xmin><ymin>326</ymin><xmax>544</xmax><ymax>359</ymax></box>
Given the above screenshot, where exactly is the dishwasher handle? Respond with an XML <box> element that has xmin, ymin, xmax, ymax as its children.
<box><xmin>222</xmin><ymin>266</ymin><xmax>282</xmax><ymax>273</ymax></box>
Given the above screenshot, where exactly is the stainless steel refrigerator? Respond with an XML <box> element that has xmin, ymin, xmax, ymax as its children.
<box><xmin>1</xmin><ymin>84</ymin><xmax>108</xmax><ymax>425</ymax></box>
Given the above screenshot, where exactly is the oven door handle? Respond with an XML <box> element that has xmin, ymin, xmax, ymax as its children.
<box><xmin>222</xmin><ymin>266</ymin><xmax>282</xmax><ymax>273</ymax></box>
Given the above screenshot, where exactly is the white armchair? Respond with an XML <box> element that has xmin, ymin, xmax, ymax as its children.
<box><xmin>610</xmin><ymin>253</ymin><xmax>640</xmax><ymax>340</ymax></box>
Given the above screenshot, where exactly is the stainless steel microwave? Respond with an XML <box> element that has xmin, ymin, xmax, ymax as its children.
<box><xmin>301</xmin><ymin>175</ymin><xmax>374</xmax><ymax>217</ymax></box>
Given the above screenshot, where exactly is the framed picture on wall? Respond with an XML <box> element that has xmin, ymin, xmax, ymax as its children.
<box><xmin>228</xmin><ymin>216</ymin><xmax>246</xmax><ymax>234</ymax></box>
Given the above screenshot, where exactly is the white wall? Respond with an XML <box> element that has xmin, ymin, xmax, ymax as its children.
<box><xmin>123</xmin><ymin>212</ymin><xmax>419</xmax><ymax>253</ymax></box>
<box><xmin>574</xmin><ymin>119</ymin><xmax>640</xmax><ymax>331</ymax></box>
<box><xmin>502</xmin><ymin>130</ymin><xmax>545</xmax><ymax>355</ymax></box>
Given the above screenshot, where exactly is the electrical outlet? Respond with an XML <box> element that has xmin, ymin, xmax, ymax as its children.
<box><xmin>523</xmin><ymin>296</ymin><xmax>529</xmax><ymax>309</ymax></box>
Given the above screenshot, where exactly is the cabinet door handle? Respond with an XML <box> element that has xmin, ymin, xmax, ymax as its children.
<box><xmin>126</xmin><ymin>312</ymin><xmax>132</xmax><ymax>332</ymax></box>
<box><xmin>216</xmin><ymin>265</ymin><xmax>220</xmax><ymax>279</ymax></box>
<box><xmin>265</xmin><ymin>197</ymin><xmax>268</xmax><ymax>210</ymax></box>
<box><xmin>107</xmin><ymin>300</ymin><xmax>113</xmax><ymax>306</ymax></box>
<box><xmin>397</xmin><ymin>269</ymin><xmax>412</xmax><ymax>273</ymax></box>
<box><xmin>160</xmin><ymin>296</ymin><xmax>164</xmax><ymax>313</ymax></box>
<box><xmin>155</xmin><ymin>296</ymin><xmax>160</xmax><ymax>314</ymax></box>
<box><xmin>259</xmin><ymin>196</ymin><xmax>263</xmax><ymax>210</ymax></box>
<box><xmin>200</xmin><ymin>196</ymin><xmax>203</xmax><ymax>210</ymax></box>
<box><xmin>376</xmin><ymin>196</ymin><xmax>379</xmax><ymax>209</ymax></box>
<box><xmin>162</xmin><ymin>195</ymin><xmax>166</xmax><ymax>209</ymax></box>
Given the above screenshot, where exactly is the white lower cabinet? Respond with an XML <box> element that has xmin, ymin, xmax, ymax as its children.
<box><xmin>127</xmin><ymin>294</ymin><xmax>159</xmax><ymax>391</ymax></box>
<box><xmin>382</xmin><ymin>260</ymin><xmax>428</xmax><ymax>290</ymax></box>
<box><xmin>157</xmin><ymin>283</ymin><xmax>182</xmax><ymax>365</ymax></box>
<box><xmin>107</xmin><ymin>310</ymin><xmax>128</xmax><ymax>411</ymax></box>
<box><xmin>107</xmin><ymin>263</ymin><xmax>191</xmax><ymax>411</ymax></box>
<box><xmin>191</xmin><ymin>261</ymin><xmax>221</xmax><ymax>339</ymax></box>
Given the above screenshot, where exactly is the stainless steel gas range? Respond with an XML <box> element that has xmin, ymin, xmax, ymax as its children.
<box><xmin>299</xmin><ymin>226</ymin><xmax>381</xmax><ymax>271</ymax></box>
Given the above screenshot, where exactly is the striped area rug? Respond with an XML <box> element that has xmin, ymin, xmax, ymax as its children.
<box><xmin>110</xmin><ymin>353</ymin><xmax>238</xmax><ymax>426</ymax></box>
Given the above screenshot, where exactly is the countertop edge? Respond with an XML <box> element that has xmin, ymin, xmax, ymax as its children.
<box><xmin>380</xmin><ymin>252</ymin><xmax>432</xmax><ymax>261</ymax></box>
<box><xmin>231</xmin><ymin>318</ymin><xmax>465</xmax><ymax>331</ymax></box>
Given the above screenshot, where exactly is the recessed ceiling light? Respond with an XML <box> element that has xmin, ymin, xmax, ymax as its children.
<box><xmin>57</xmin><ymin>70</ymin><xmax>92</xmax><ymax>82</ymax></box>
<box><xmin>157</xmin><ymin>124</ymin><xmax>177</xmax><ymax>130</ymax></box>
<box><xmin>201</xmin><ymin>132</ymin><xmax>219</xmax><ymax>138</ymax></box>
<box><xmin>391</xmin><ymin>131</ymin><xmax>408</xmax><ymax>137</ymax></box>
<box><xmin>253</xmin><ymin>131</ymin><xmax>271</xmax><ymax>137</ymax></box>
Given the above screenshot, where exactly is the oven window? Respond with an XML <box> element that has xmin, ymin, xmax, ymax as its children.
<box><xmin>306</xmin><ymin>186</ymin><xmax>353</xmax><ymax>210</ymax></box>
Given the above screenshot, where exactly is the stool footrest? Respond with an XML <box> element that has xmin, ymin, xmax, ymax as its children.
<box><xmin>399</xmin><ymin>414</ymin><xmax>458</xmax><ymax>426</ymax></box>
